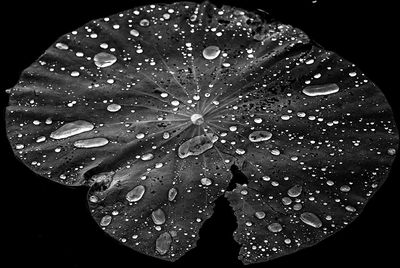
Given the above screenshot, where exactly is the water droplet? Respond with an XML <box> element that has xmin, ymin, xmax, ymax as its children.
<box><xmin>136</xmin><ymin>133</ymin><xmax>145</xmax><ymax>139</ymax></box>
<box><xmin>171</xmin><ymin>100</ymin><xmax>180</xmax><ymax>106</ymax></box>
<box><xmin>300</xmin><ymin>212</ymin><xmax>322</xmax><ymax>228</ymax></box>
<box><xmin>282</xmin><ymin>197</ymin><xmax>292</xmax><ymax>205</ymax></box>
<box><xmin>249</xmin><ymin>131</ymin><xmax>272</xmax><ymax>142</ymax></box>
<box><xmin>388</xmin><ymin>148</ymin><xmax>396</xmax><ymax>155</ymax></box>
<box><xmin>345</xmin><ymin>205</ymin><xmax>356</xmax><ymax>212</ymax></box>
<box><xmin>268</xmin><ymin>222</ymin><xmax>283</xmax><ymax>233</ymax></box>
<box><xmin>156</xmin><ymin>232</ymin><xmax>172</xmax><ymax>255</ymax></box>
<box><xmin>302</xmin><ymin>83</ymin><xmax>339</xmax><ymax>97</ymax></box>
<box><xmin>191</xmin><ymin>114</ymin><xmax>204</xmax><ymax>125</ymax></box>
<box><xmin>100</xmin><ymin>215</ymin><xmax>112</xmax><ymax>227</ymax></box>
<box><xmin>71</xmin><ymin>71</ymin><xmax>80</xmax><ymax>77</ymax></box>
<box><xmin>168</xmin><ymin>188</ymin><xmax>178</xmax><ymax>201</ymax></box>
<box><xmin>140</xmin><ymin>19</ymin><xmax>150</xmax><ymax>27</ymax></box>
<box><xmin>178</xmin><ymin>133</ymin><xmax>218</xmax><ymax>159</ymax></box>
<box><xmin>203</xmin><ymin>45</ymin><xmax>221</xmax><ymax>60</ymax></box>
<box><xmin>130</xmin><ymin>29</ymin><xmax>139</xmax><ymax>37</ymax></box>
<box><xmin>94</xmin><ymin>52</ymin><xmax>117</xmax><ymax>68</ymax></box>
<box><xmin>287</xmin><ymin>185</ymin><xmax>302</xmax><ymax>197</ymax></box>
<box><xmin>126</xmin><ymin>185</ymin><xmax>145</xmax><ymax>202</ymax></box>
<box><xmin>255</xmin><ymin>211</ymin><xmax>265</xmax><ymax>219</ymax></box>
<box><xmin>200</xmin><ymin>177</ymin><xmax>212</xmax><ymax>186</ymax></box>
<box><xmin>15</xmin><ymin>144</ymin><xmax>24</xmax><ymax>150</ymax></box>
<box><xmin>151</xmin><ymin>208</ymin><xmax>166</xmax><ymax>225</ymax></box>
<box><xmin>74</xmin><ymin>137</ymin><xmax>109</xmax><ymax>148</ymax></box>
<box><xmin>340</xmin><ymin>185</ymin><xmax>351</xmax><ymax>192</ymax></box>
<box><xmin>50</xmin><ymin>120</ymin><xmax>94</xmax><ymax>140</ymax></box>
<box><xmin>55</xmin><ymin>42</ymin><xmax>68</xmax><ymax>50</ymax></box>
<box><xmin>235</xmin><ymin>148</ymin><xmax>246</xmax><ymax>155</ymax></box>
<box><xmin>141</xmin><ymin>153</ymin><xmax>154</xmax><ymax>161</ymax></box>
<box><xmin>229</xmin><ymin>126</ymin><xmax>237</xmax><ymax>132</ymax></box>
<box><xmin>107</xmin><ymin>103</ymin><xmax>121</xmax><ymax>112</ymax></box>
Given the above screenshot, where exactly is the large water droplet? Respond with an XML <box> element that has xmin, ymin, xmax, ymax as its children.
<box><xmin>249</xmin><ymin>131</ymin><xmax>272</xmax><ymax>142</ymax></box>
<box><xmin>151</xmin><ymin>208</ymin><xmax>166</xmax><ymax>225</ymax></box>
<box><xmin>156</xmin><ymin>232</ymin><xmax>172</xmax><ymax>255</ymax></box>
<box><xmin>94</xmin><ymin>52</ymin><xmax>117</xmax><ymax>68</ymax></box>
<box><xmin>302</xmin><ymin>83</ymin><xmax>339</xmax><ymax>97</ymax></box>
<box><xmin>300</xmin><ymin>212</ymin><xmax>322</xmax><ymax>228</ymax></box>
<box><xmin>74</xmin><ymin>137</ymin><xmax>109</xmax><ymax>148</ymax></box>
<box><xmin>50</xmin><ymin>120</ymin><xmax>94</xmax><ymax>140</ymax></box>
<box><xmin>178</xmin><ymin>133</ymin><xmax>218</xmax><ymax>159</ymax></box>
<box><xmin>203</xmin><ymin>45</ymin><xmax>221</xmax><ymax>60</ymax></box>
<box><xmin>126</xmin><ymin>185</ymin><xmax>145</xmax><ymax>202</ymax></box>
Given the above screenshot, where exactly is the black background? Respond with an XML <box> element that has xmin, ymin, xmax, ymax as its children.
<box><xmin>1</xmin><ymin>0</ymin><xmax>398</xmax><ymax>267</ymax></box>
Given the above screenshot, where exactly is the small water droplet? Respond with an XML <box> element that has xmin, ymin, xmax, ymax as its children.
<box><xmin>130</xmin><ymin>29</ymin><xmax>139</xmax><ymax>37</ymax></box>
<box><xmin>107</xmin><ymin>103</ymin><xmax>121</xmax><ymax>112</ymax></box>
<box><xmin>255</xmin><ymin>211</ymin><xmax>265</xmax><ymax>219</ymax></box>
<box><xmin>141</xmin><ymin>153</ymin><xmax>154</xmax><ymax>161</ymax></box>
<box><xmin>140</xmin><ymin>19</ymin><xmax>150</xmax><ymax>27</ymax></box>
<box><xmin>203</xmin><ymin>45</ymin><xmax>221</xmax><ymax>60</ymax></box>
<box><xmin>55</xmin><ymin>42</ymin><xmax>69</xmax><ymax>50</ymax></box>
<box><xmin>168</xmin><ymin>188</ymin><xmax>178</xmax><ymax>201</ymax></box>
<box><xmin>200</xmin><ymin>177</ymin><xmax>212</xmax><ymax>186</ymax></box>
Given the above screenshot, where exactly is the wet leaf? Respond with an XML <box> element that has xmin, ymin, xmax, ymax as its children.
<box><xmin>5</xmin><ymin>1</ymin><xmax>398</xmax><ymax>264</ymax></box>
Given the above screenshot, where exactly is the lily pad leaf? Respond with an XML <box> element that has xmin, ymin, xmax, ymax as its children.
<box><xmin>5</xmin><ymin>1</ymin><xmax>398</xmax><ymax>264</ymax></box>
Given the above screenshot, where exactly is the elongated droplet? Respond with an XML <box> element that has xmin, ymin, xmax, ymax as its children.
<box><xmin>126</xmin><ymin>185</ymin><xmax>145</xmax><ymax>202</ymax></box>
<box><xmin>151</xmin><ymin>208</ymin><xmax>166</xmax><ymax>225</ymax></box>
<box><xmin>178</xmin><ymin>133</ymin><xmax>218</xmax><ymax>159</ymax></box>
<box><xmin>302</xmin><ymin>83</ymin><xmax>339</xmax><ymax>96</ymax></box>
<box><xmin>249</xmin><ymin>131</ymin><xmax>272</xmax><ymax>142</ymax></box>
<box><xmin>300</xmin><ymin>212</ymin><xmax>322</xmax><ymax>228</ymax></box>
<box><xmin>287</xmin><ymin>185</ymin><xmax>302</xmax><ymax>197</ymax></box>
<box><xmin>156</xmin><ymin>232</ymin><xmax>172</xmax><ymax>255</ymax></box>
<box><xmin>203</xmin><ymin>45</ymin><xmax>220</xmax><ymax>60</ymax></box>
<box><xmin>74</xmin><ymin>137</ymin><xmax>109</xmax><ymax>148</ymax></box>
<box><xmin>50</xmin><ymin>120</ymin><xmax>94</xmax><ymax>140</ymax></box>
<box><xmin>168</xmin><ymin>188</ymin><xmax>178</xmax><ymax>201</ymax></box>
<box><xmin>141</xmin><ymin>153</ymin><xmax>154</xmax><ymax>161</ymax></box>
<box><xmin>94</xmin><ymin>52</ymin><xmax>117</xmax><ymax>68</ymax></box>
